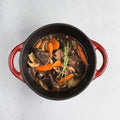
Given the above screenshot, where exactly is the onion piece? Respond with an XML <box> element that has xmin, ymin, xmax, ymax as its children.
<box><xmin>39</xmin><ymin>80</ymin><xmax>48</xmax><ymax>90</ymax></box>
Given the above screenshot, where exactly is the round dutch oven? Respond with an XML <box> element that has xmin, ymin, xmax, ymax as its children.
<box><xmin>8</xmin><ymin>23</ymin><xmax>108</xmax><ymax>100</ymax></box>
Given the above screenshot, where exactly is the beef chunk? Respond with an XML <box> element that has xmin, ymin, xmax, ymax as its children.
<box><xmin>33</xmin><ymin>48</ymin><xmax>50</xmax><ymax>65</ymax></box>
<box><xmin>68</xmin><ymin>55</ymin><xmax>85</xmax><ymax>75</ymax></box>
<box><xmin>53</xmin><ymin>49</ymin><xmax>64</xmax><ymax>61</ymax></box>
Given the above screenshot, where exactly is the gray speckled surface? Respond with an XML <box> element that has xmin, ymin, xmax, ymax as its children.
<box><xmin>0</xmin><ymin>0</ymin><xmax>120</xmax><ymax>120</ymax></box>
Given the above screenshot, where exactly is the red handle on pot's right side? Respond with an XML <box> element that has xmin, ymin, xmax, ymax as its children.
<box><xmin>91</xmin><ymin>40</ymin><xmax>108</xmax><ymax>80</ymax></box>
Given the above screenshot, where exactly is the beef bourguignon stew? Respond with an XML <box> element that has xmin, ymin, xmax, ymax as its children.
<box><xmin>27</xmin><ymin>33</ymin><xmax>88</xmax><ymax>92</ymax></box>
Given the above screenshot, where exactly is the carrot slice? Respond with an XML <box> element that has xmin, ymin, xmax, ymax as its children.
<box><xmin>51</xmin><ymin>38</ymin><xmax>59</xmax><ymax>50</ymax></box>
<box><xmin>78</xmin><ymin>44</ymin><xmax>88</xmax><ymax>67</ymax></box>
<box><xmin>47</xmin><ymin>42</ymin><xmax>53</xmax><ymax>58</ymax></box>
<box><xmin>34</xmin><ymin>64</ymin><xmax>52</xmax><ymax>71</ymax></box>
<box><xmin>52</xmin><ymin>60</ymin><xmax>62</xmax><ymax>68</ymax></box>
<box><xmin>34</xmin><ymin>60</ymin><xmax>62</xmax><ymax>71</ymax></box>
<box><xmin>35</xmin><ymin>41</ymin><xmax>41</xmax><ymax>48</ymax></box>
<box><xmin>58</xmin><ymin>74</ymin><xmax>74</xmax><ymax>83</ymax></box>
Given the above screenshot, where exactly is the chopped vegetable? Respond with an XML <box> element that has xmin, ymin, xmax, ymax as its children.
<box><xmin>52</xmin><ymin>60</ymin><xmax>62</xmax><ymax>68</ymax></box>
<box><xmin>35</xmin><ymin>64</ymin><xmax>52</xmax><ymax>71</ymax></box>
<box><xmin>27</xmin><ymin>52</ymin><xmax>40</xmax><ymax>67</ymax></box>
<box><xmin>58</xmin><ymin>74</ymin><xmax>74</xmax><ymax>83</ymax></box>
<box><xmin>27</xmin><ymin>60</ymin><xmax>40</xmax><ymax>67</ymax></box>
<box><xmin>28</xmin><ymin>52</ymin><xmax>36</xmax><ymax>62</ymax></box>
<box><xmin>47</xmin><ymin>42</ymin><xmax>53</xmax><ymax>58</ymax></box>
<box><xmin>66</xmin><ymin>36</ymin><xmax>68</xmax><ymax>38</ymax></box>
<box><xmin>41</xmin><ymin>40</ymin><xmax>48</xmax><ymax>51</ymax></box>
<box><xmin>35</xmin><ymin>41</ymin><xmax>41</xmax><ymax>48</ymax></box>
<box><xmin>51</xmin><ymin>38</ymin><xmax>60</xmax><ymax>50</ymax></box>
<box><xmin>53</xmin><ymin>67</ymin><xmax>61</xmax><ymax>73</ymax></box>
<box><xmin>49</xmin><ymin>58</ymin><xmax>53</xmax><ymax>64</ymax></box>
<box><xmin>54</xmin><ymin>84</ymin><xmax>60</xmax><ymax>89</ymax></box>
<box><xmin>72</xmin><ymin>40</ymin><xmax>77</xmax><ymax>49</ymax></box>
<box><xmin>67</xmin><ymin>66</ymin><xmax>75</xmax><ymax>73</ymax></box>
<box><xmin>35</xmin><ymin>60</ymin><xmax>62</xmax><ymax>71</ymax></box>
<box><xmin>39</xmin><ymin>80</ymin><xmax>48</xmax><ymax>90</ymax></box>
<box><xmin>78</xmin><ymin>44</ymin><xmax>88</xmax><ymax>67</ymax></box>
<box><xmin>67</xmin><ymin>79</ymin><xmax>79</xmax><ymax>88</ymax></box>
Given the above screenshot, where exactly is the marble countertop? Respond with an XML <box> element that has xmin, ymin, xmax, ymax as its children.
<box><xmin>0</xmin><ymin>0</ymin><xmax>120</xmax><ymax>120</ymax></box>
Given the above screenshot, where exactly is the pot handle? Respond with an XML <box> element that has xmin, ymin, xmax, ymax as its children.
<box><xmin>91</xmin><ymin>40</ymin><xmax>108</xmax><ymax>80</ymax></box>
<box><xmin>8</xmin><ymin>42</ymin><xmax>25</xmax><ymax>82</ymax></box>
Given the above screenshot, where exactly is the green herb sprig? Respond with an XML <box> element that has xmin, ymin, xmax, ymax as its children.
<box><xmin>58</xmin><ymin>42</ymin><xmax>69</xmax><ymax>80</ymax></box>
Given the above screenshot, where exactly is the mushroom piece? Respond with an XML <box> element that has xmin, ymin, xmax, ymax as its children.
<box><xmin>53</xmin><ymin>67</ymin><xmax>61</xmax><ymax>73</ymax></box>
<box><xmin>41</xmin><ymin>40</ymin><xmax>48</xmax><ymax>51</ymax></box>
<box><xmin>49</xmin><ymin>58</ymin><xmax>53</xmax><ymax>64</ymax></box>
<box><xmin>27</xmin><ymin>52</ymin><xmax>40</xmax><ymax>67</ymax></box>
<box><xmin>27</xmin><ymin>60</ymin><xmax>40</xmax><ymax>68</ymax></box>
<box><xmin>54</xmin><ymin>83</ymin><xmax>60</xmax><ymax>89</ymax></box>
<box><xmin>39</xmin><ymin>80</ymin><xmax>48</xmax><ymax>90</ymax></box>
<box><xmin>72</xmin><ymin>40</ymin><xmax>77</xmax><ymax>49</ymax></box>
<box><xmin>67</xmin><ymin>66</ymin><xmax>75</xmax><ymax>73</ymax></box>
<box><xmin>28</xmin><ymin>52</ymin><xmax>35</xmax><ymax>62</ymax></box>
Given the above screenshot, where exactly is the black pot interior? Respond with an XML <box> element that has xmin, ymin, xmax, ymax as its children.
<box><xmin>20</xmin><ymin>23</ymin><xmax>96</xmax><ymax>100</ymax></box>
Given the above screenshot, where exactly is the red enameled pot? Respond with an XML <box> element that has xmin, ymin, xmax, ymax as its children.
<box><xmin>8</xmin><ymin>23</ymin><xmax>108</xmax><ymax>100</ymax></box>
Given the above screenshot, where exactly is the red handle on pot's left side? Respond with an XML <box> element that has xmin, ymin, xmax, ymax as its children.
<box><xmin>8</xmin><ymin>42</ymin><xmax>25</xmax><ymax>82</ymax></box>
<box><xmin>91</xmin><ymin>40</ymin><xmax>108</xmax><ymax>80</ymax></box>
